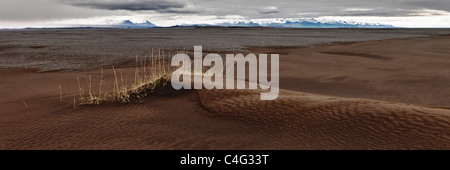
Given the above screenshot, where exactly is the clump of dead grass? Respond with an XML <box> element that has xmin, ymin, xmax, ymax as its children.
<box><xmin>72</xmin><ymin>48</ymin><xmax>184</xmax><ymax>106</ymax></box>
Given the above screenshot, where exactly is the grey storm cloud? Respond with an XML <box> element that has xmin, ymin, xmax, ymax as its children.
<box><xmin>258</xmin><ymin>7</ymin><xmax>279</xmax><ymax>14</ymax></box>
<box><xmin>63</xmin><ymin>0</ymin><xmax>186</xmax><ymax>11</ymax></box>
<box><xmin>59</xmin><ymin>0</ymin><xmax>450</xmax><ymax>17</ymax></box>
<box><xmin>2</xmin><ymin>0</ymin><xmax>450</xmax><ymax>21</ymax></box>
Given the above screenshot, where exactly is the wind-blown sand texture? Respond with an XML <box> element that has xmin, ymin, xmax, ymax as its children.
<box><xmin>0</xmin><ymin>33</ymin><xmax>449</xmax><ymax>149</ymax></box>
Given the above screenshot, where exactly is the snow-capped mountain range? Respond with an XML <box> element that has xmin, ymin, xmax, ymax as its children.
<box><xmin>114</xmin><ymin>20</ymin><xmax>157</xmax><ymax>28</ymax></box>
<box><xmin>230</xmin><ymin>18</ymin><xmax>395</xmax><ymax>28</ymax></box>
<box><xmin>108</xmin><ymin>18</ymin><xmax>394</xmax><ymax>28</ymax></box>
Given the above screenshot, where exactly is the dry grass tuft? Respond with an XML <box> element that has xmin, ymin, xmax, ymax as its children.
<box><xmin>73</xmin><ymin>48</ymin><xmax>179</xmax><ymax>106</ymax></box>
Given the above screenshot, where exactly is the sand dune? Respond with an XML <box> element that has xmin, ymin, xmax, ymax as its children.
<box><xmin>1</xmin><ymin>35</ymin><xmax>450</xmax><ymax>149</ymax></box>
<box><xmin>1</xmin><ymin>80</ymin><xmax>448</xmax><ymax>149</ymax></box>
<box><xmin>198</xmin><ymin>88</ymin><xmax>450</xmax><ymax>149</ymax></box>
<box><xmin>252</xmin><ymin>35</ymin><xmax>450</xmax><ymax>107</ymax></box>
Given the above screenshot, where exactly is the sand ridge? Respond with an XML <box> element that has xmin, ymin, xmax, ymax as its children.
<box><xmin>1</xmin><ymin>35</ymin><xmax>450</xmax><ymax>149</ymax></box>
<box><xmin>198</xmin><ymin>88</ymin><xmax>450</xmax><ymax>149</ymax></box>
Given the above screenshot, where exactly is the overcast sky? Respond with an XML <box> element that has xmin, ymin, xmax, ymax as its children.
<box><xmin>1</xmin><ymin>0</ymin><xmax>450</xmax><ymax>28</ymax></box>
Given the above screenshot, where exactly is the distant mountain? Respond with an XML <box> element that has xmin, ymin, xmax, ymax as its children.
<box><xmin>36</xmin><ymin>18</ymin><xmax>393</xmax><ymax>29</ymax></box>
<box><xmin>264</xmin><ymin>19</ymin><xmax>394</xmax><ymax>28</ymax></box>
<box><xmin>215</xmin><ymin>21</ymin><xmax>262</xmax><ymax>27</ymax></box>
<box><xmin>215</xmin><ymin>18</ymin><xmax>394</xmax><ymax>28</ymax></box>
<box><xmin>115</xmin><ymin>20</ymin><xmax>157</xmax><ymax>28</ymax></box>
<box><xmin>169</xmin><ymin>21</ymin><xmax>261</xmax><ymax>28</ymax></box>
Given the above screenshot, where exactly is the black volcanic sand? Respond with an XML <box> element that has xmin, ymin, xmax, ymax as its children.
<box><xmin>1</xmin><ymin>28</ymin><xmax>450</xmax><ymax>72</ymax></box>
<box><xmin>0</xmin><ymin>32</ymin><xmax>449</xmax><ymax>149</ymax></box>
